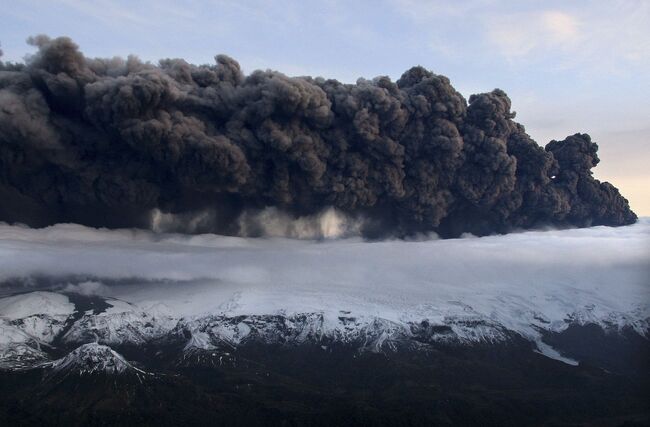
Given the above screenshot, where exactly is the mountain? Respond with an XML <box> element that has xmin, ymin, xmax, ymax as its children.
<box><xmin>0</xmin><ymin>221</ymin><xmax>648</xmax><ymax>425</ymax></box>
<box><xmin>0</xmin><ymin>289</ymin><xmax>647</xmax><ymax>426</ymax></box>
<box><xmin>1</xmin><ymin>289</ymin><xmax>648</xmax><ymax>372</ymax></box>
<box><xmin>48</xmin><ymin>343</ymin><xmax>148</xmax><ymax>377</ymax></box>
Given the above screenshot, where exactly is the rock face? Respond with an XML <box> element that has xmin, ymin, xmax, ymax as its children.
<box><xmin>0</xmin><ymin>342</ymin><xmax>49</xmax><ymax>371</ymax></box>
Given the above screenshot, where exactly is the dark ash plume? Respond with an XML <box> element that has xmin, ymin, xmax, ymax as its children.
<box><xmin>0</xmin><ymin>36</ymin><xmax>636</xmax><ymax>237</ymax></box>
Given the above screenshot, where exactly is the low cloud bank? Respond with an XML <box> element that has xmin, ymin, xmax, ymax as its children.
<box><xmin>0</xmin><ymin>220</ymin><xmax>647</xmax><ymax>314</ymax></box>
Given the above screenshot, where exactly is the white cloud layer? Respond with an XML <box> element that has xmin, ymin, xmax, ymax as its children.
<box><xmin>0</xmin><ymin>221</ymin><xmax>647</xmax><ymax>325</ymax></box>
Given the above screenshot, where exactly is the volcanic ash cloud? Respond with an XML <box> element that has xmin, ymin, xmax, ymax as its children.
<box><xmin>0</xmin><ymin>36</ymin><xmax>637</xmax><ymax>238</ymax></box>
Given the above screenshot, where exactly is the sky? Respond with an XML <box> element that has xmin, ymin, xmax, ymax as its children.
<box><xmin>1</xmin><ymin>0</ymin><xmax>648</xmax><ymax>215</ymax></box>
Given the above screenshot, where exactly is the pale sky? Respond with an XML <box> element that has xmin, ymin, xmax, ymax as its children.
<box><xmin>2</xmin><ymin>0</ymin><xmax>648</xmax><ymax>215</ymax></box>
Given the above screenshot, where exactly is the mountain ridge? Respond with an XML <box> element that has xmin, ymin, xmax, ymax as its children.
<box><xmin>1</xmin><ymin>291</ymin><xmax>647</xmax><ymax>374</ymax></box>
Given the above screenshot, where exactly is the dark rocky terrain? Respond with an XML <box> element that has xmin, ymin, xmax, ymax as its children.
<box><xmin>1</xmin><ymin>317</ymin><xmax>648</xmax><ymax>426</ymax></box>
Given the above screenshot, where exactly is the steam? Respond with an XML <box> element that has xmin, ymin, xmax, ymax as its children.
<box><xmin>150</xmin><ymin>209</ymin><xmax>219</xmax><ymax>234</ymax></box>
<box><xmin>62</xmin><ymin>280</ymin><xmax>110</xmax><ymax>296</ymax></box>
<box><xmin>150</xmin><ymin>207</ymin><xmax>361</xmax><ymax>239</ymax></box>
<box><xmin>236</xmin><ymin>207</ymin><xmax>361</xmax><ymax>239</ymax></box>
<box><xmin>0</xmin><ymin>36</ymin><xmax>637</xmax><ymax>238</ymax></box>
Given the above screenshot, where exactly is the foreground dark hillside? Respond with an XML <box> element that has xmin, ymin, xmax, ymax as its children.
<box><xmin>1</xmin><ymin>334</ymin><xmax>648</xmax><ymax>427</ymax></box>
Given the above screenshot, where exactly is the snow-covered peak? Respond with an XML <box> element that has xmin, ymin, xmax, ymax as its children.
<box><xmin>0</xmin><ymin>292</ymin><xmax>74</xmax><ymax>346</ymax></box>
<box><xmin>62</xmin><ymin>298</ymin><xmax>177</xmax><ymax>346</ymax></box>
<box><xmin>0</xmin><ymin>292</ymin><xmax>74</xmax><ymax>320</ymax></box>
<box><xmin>50</xmin><ymin>343</ymin><xmax>145</xmax><ymax>376</ymax></box>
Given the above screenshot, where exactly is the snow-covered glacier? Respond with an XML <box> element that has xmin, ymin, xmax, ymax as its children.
<box><xmin>0</xmin><ymin>220</ymin><xmax>648</xmax><ymax>372</ymax></box>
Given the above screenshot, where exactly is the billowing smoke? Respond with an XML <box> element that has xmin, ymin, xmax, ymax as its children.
<box><xmin>0</xmin><ymin>36</ymin><xmax>636</xmax><ymax>238</ymax></box>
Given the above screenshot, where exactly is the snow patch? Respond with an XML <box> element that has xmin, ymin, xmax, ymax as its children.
<box><xmin>534</xmin><ymin>340</ymin><xmax>579</xmax><ymax>366</ymax></box>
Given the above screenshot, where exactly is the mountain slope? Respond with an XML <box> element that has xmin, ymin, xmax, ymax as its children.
<box><xmin>49</xmin><ymin>343</ymin><xmax>148</xmax><ymax>377</ymax></box>
<box><xmin>0</xmin><ymin>221</ymin><xmax>648</xmax><ymax>425</ymax></box>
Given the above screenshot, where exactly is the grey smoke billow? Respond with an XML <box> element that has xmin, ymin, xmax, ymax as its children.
<box><xmin>0</xmin><ymin>36</ymin><xmax>637</xmax><ymax>237</ymax></box>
